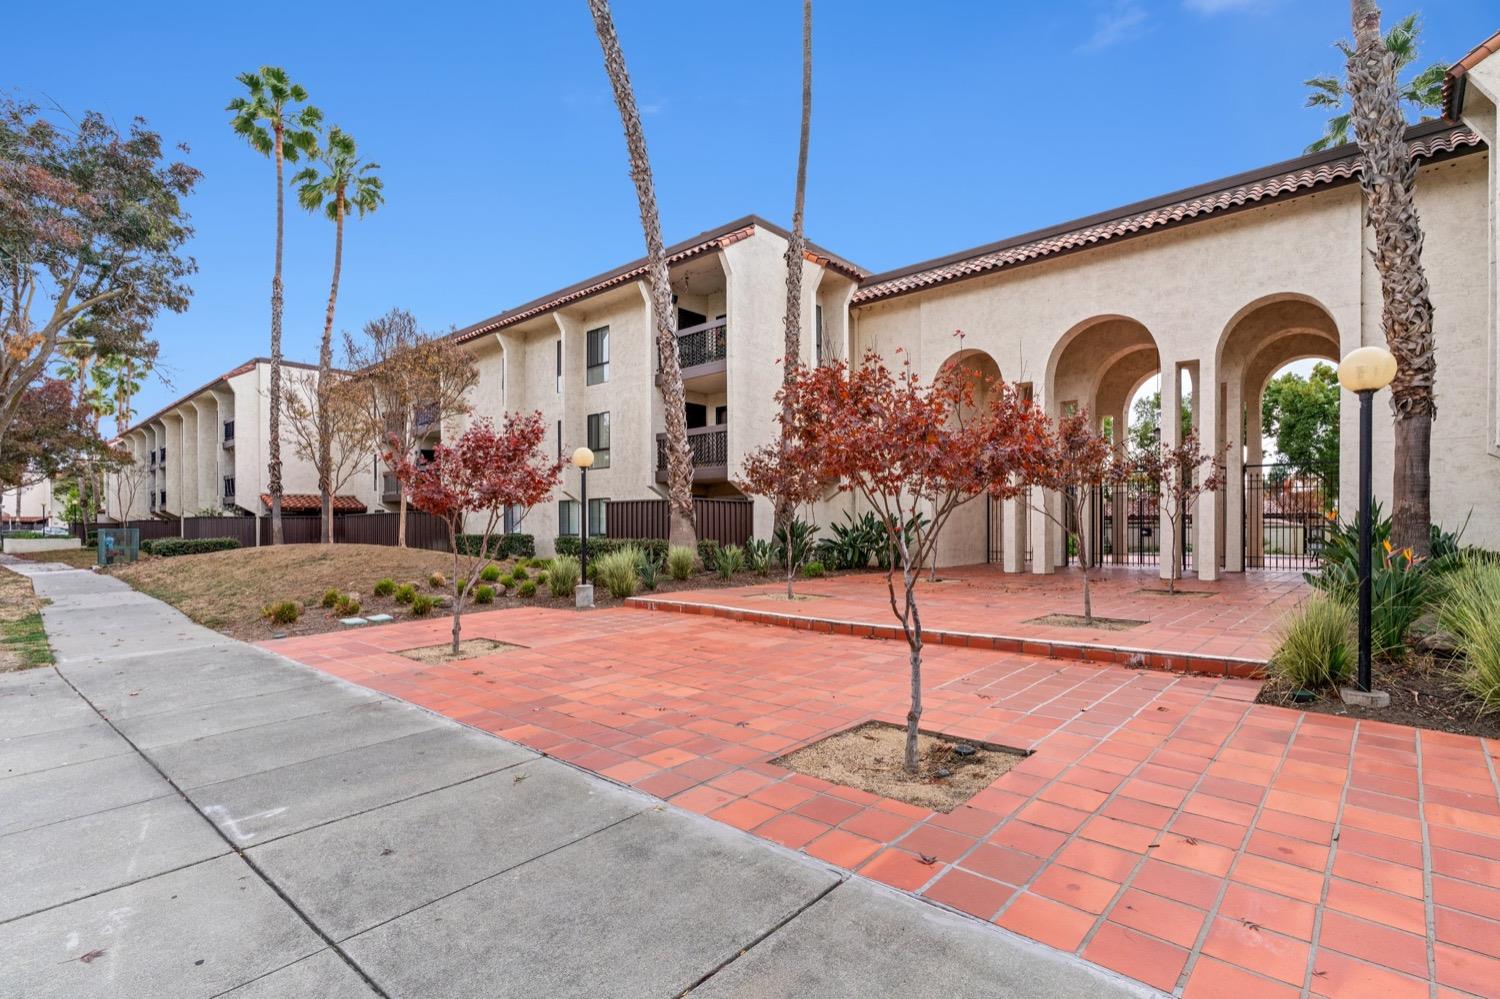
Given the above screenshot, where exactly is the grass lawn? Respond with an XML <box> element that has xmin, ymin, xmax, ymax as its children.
<box><xmin>105</xmin><ymin>542</ymin><xmax>791</xmax><ymax>641</ymax></box>
<box><xmin>0</xmin><ymin>568</ymin><xmax>53</xmax><ymax>671</ymax></box>
<box><xmin>11</xmin><ymin>547</ymin><xmax>98</xmax><ymax>569</ymax></box>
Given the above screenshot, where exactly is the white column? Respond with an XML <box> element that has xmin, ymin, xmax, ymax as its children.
<box><xmin>1195</xmin><ymin>361</ymin><xmax>1221</xmax><ymax>581</ymax></box>
<box><xmin>1159</xmin><ymin>360</ymin><xmax>1182</xmax><ymax>581</ymax></box>
<box><xmin>1224</xmin><ymin>372</ymin><xmax>1245</xmax><ymax>572</ymax></box>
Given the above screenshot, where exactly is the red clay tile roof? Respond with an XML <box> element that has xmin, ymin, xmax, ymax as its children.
<box><xmin>853</xmin><ymin>121</ymin><xmax>1482</xmax><ymax>307</ymax></box>
<box><xmin>452</xmin><ymin>215</ymin><xmax>865</xmax><ymax>344</ymax></box>
<box><xmin>1443</xmin><ymin>29</ymin><xmax>1500</xmax><ymax>119</ymax></box>
<box><xmin>260</xmin><ymin>494</ymin><xmax>367</xmax><ymax>513</ymax></box>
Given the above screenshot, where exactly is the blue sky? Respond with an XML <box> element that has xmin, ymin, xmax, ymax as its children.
<box><xmin>9</xmin><ymin>1</ymin><xmax>1494</xmax><ymax>430</ymax></box>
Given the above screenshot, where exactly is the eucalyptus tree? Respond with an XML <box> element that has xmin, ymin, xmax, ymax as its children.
<box><xmin>294</xmin><ymin>127</ymin><xmax>384</xmax><ymax>541</ymax></box>
<box><xmin>586</xmin><ymin>0</ymin><xmax>697</xmax><ymax>548</ymax></box>
<box><xmin>227</xmin><ymin>67</ymin><xmax>322</xmax><ymax>544</ymax></box>
<box><xmin>1344</xmin><ymin>0</ymin><xmax>1439</xmax><ymax>554</ymax></box>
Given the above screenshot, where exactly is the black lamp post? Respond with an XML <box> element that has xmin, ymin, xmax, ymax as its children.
<box><xmin>1337</xmin><ymin>346</ymin><xmax>1397</xmax><ymax>696</ymax></box>
<box><xmin>571</xmin><ymin>446</ymin><xmax>595</xmax><ymax>607</ymax></box>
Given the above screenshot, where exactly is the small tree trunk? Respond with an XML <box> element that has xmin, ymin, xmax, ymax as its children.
<box><xmin>397</xmin><ymin>489</ymin><xmax>408</xmax><ymax>547</ymax></box>
<box><xmin>1392</xmin><ymin>413</ymin><xmax>1431</xmax><ymax>556</ymax></box>
<box><xmin>451</xmin><ymin>539</ymin><xmax>462</xmax><ymax>655</ymax></box>
<box><xmin>786</xmin><ymin>559</ymin><xmax>795</xmax><ymax>601</ymax></box>
<box><xmin>903</xmin><ymin>570</ymin><xmax>923</xmax><ymax>774</ymax></box>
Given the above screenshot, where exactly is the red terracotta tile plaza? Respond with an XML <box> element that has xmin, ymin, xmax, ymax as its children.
<box><xmin>265</xmin><ymin>587</ymin><xmax>1500</xmax><ymax>997</ymax></box>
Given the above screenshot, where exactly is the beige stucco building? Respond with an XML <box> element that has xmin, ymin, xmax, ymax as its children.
<box><xmin>110</xmin><ymin>32</ymin><xmax>1500</xmax><ymax>577</ymax></box>
<box><xmin>103</xmin><ymin>358</ymin><xmax>381</xmax><ymax>523</ymax></box>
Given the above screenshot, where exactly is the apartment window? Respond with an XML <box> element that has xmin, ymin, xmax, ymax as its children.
<box><xmin>557</xmin><ymin>419</ymin><xmax>563</xmax><ymax>459</ymax></box>
<box><xmin>159</xmin><ymin>447</ymin><xmax>166</xmax><ymax>463</ymax></box>
<box><xmin>587</xmin><ymin>412</ymin><xmax>610</xmax><ymax>469</ymax></box>
<box><xmin>555</xmin><ymin>339</ymin><xmax>563</xmax><ymax>393</ymax></box>
<box><xmin>223</xmin><ymin>476</ymin><xmax>236</xmax><ymax>500</ymax></box>
<box><xmin>815</xmin><ymin>304</ymin><xmax>824</xmax><ymax>363</ymax></box>
<box><xmin>159</xmin><ymin>490</ymin><xmax>167</xmax><ymax>506</ymax></box>
<box><xmin>587</xmin><ymin>497</ymin><xmax>607</xmax><ymax>537</ymax></box>
<box><xmin>586</xmin><ymin>326</ymin><xmax>610</xmax><ymax>385</ymax></box>
<box><xmin>715</xmin><ymin>405</ymin><xmax>728</xmax><ymax>425</ymax></box>
<box><xmin>559</xmin><ymin>499</ymin><xmax>580</xmax><ymax>536</ymax></box>
<box><xmin>223</xmin><ymin>420</ymin><xmax>235</xmax><ymax>442</ymax></box>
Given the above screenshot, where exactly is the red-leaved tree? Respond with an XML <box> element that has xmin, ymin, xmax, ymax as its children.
<box><xmin>787</xmin><ymin>350</ymin><xmax>1049</xmax><ymax>772</ymax></box>
<box><xmin>391</xmin><ymin>413</ymin><xmax>563</xmax><ymax>654</ymax></box>
<box><xmin>738</xmin><ymin>431</ymin><xmax>824</xmax><ymax>600</ymax></box>
<box><xmin>1031</xmin><ymin>409</ymin><xmax>1124</xmax><ymax>625</ymax></box>
<box><xmin>1129</xmin><ymin>429</ymin><xmax>1226</xmax><ymax>594</ymax></box>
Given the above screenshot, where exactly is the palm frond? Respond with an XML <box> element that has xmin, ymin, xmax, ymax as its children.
<box><xmin>1402</xmin><ymin>61</ymin><xmax>1449</xmax><ymax>111</ymax></box>
<box><xmin>1303</xmin><ymin>75</ymin><xmax>1344</xmax><ymax>109</ymax></box>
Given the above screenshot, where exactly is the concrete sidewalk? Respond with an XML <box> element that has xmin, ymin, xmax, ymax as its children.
<box><xmin>0</xmin><ymin>559</ymin><xmax>1154</xmax><ymax>999</ymax></box>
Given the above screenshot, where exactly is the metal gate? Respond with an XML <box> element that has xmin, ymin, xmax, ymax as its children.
<box><xmin>1081</xmin><ymin>480</ymin><xmax>1187</xmax><ymax>570</ymax></box>
<box><xmin>985</xmin><ymin>493</ymin><xmax>1032</xmax><ymax>568</ymax></box>
<box><xmin>1244</xmin><ymin>463</ymin><xmax>1333</xmax><ymax>570</ymax></box>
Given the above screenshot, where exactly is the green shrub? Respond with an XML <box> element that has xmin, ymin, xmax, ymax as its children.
<box><xmin>473</xmin><ymin>584</ymin><xmax>495</xmax><ymax>605</ymax></box>
<box><xmin>715</xmin><ymin>544</ymin><xmax>745</xmax><ymax>580</ymax></box>
<box><xmin>548</xmin><ymin>555</ymin><xmax>580</xmax><ymax>597</ymax></box>
<box><xmin>410</xmin><ymin>594</ymin><xmax>436</xmax><ymax>616</ymax></box>
<box><xmin>335</xmin><ymin>594</ymin><xmax>361</xmax><ymax>616</ymax></box>
<box><xmin>510</xmin><ymin>565</ymin><xmax>528</xmax><ymax>582</ymax></box>
<box><xmin>1269</xmin><ymin>595</ymin><xmax>1353</xmax><ymax>690</ymax></box>
<box><xmin>697</xmin><ymin>539</ymin><xmax>721</xmax><ymax>567</ymax></box>
<box><xmin>517</xmin><ymin>579</ymin><xmax>538</xmax><ymax>598</ymax></box>
<box><xmin>596</xmin><ymin>546</ymin><xmax>641</xmax><ymax>599</ymax></box>
<box><xmin>373</xmin><ymin>578</ymin><xmax>396</xmax><ymax>597</ymax></box>
<box><xmin>498</xmin><ymin>573</ymin><xmax>516</xmax><ymax>589</ymax></box>
<box><xmin>746</xmin><ymin>538</ymin><xmax>774</xmax><ymax>576</ymax></box>
<box><xmin>480</xmin><ymin>563</ymin><xmax>502</xmax><ymax>583</ymax></box>
<box><xmin>148</xmin><ymin>537</ymin><xmax>241</xmax><ymax>558</ymax></box>
<box><xmin>637</xmin><ymin>552</ymin><xmax>660</xmax><ymax>591</ymax></box>
<box><xmin>428</xmin><ymin>571</ymin><xmax>446</xmax><ymax>589</ymax></box>
<box><xmin>262</xmin><ymin>600</ymin><xmax>300</xmax><ymax>625</ymax></box>
<box><xmin>666</xmin><ymin>545</ymin><xmax>697</xmax><ymax>581</ymax></box>
<box><xmin>1439</xmin><ymin>561</ymin><xmax>1500</xmax><ymax>712</ymax></box>
<box><xmin>802</xmin><ymin>561</ymin><xmax>826</xmax><ymax>578</ymax></box>
<box><xmin>394</xmin><ymin>583</ymin><xmax>417</xmax><ymax>605</ymax></box>
<box><xmin>555</xmin><ymin>535</ymin><xmax>670</xmax><ymax>564</ymax></box>
<box><xmin>320</xmin><ymin>589</ymin><xmax>342</xmax><ymax>609</ymax></box>
<box><xmin>455</xmin><ymin>533</ymin><xmax>535</xmax><ymax>559</ymax></box>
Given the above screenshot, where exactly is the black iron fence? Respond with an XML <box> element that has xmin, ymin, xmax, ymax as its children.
<box><xmin>1244</xmin><ymin>463</ymin><xmax>1333</xmax><ymax>570</ymax></box>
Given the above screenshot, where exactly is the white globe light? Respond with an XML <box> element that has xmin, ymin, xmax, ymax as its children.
<box><xmin>572</xmin><ymin>446</ymin><xmax>595</xmax><ymax>469</ymax></box>
<box><xmin>1338</xmin><ymin>346</ymin><xmax>1398</xmax><ymax>393</ymax></box>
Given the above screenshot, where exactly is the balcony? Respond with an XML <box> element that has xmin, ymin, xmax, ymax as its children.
<box><xmin>657</xmin><ymin>319</ymin><xmax>727</xmax><ymax>391</ymax></box>
<box><xmin>223</xmin><ymin>477</ymin><xmax>236</xmax><ymax>503</ymax></box>
<box><xmin>656</xmin><ymin>425</ymin><xmax>728</xmax><ymax>485</ymax></box>
<box><xmin>222</xmin><ymin>420</ymin><xmax>235</xmax><ymax>449</ymax></box>
<box><xmin>382</xmin><ymin>473</ymin><xmax>401</xmax><ymax>503</ymax></box>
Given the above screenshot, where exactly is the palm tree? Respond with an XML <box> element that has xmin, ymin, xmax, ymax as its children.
<box><xmin>586</xmin><ymin>0</ymin><xmax>697</xmax><ymax>550</ymax></box>
<box><xmin>1345</xmin><ymin>0</ymin><xmax>1437</xmax><ymax>556</ymax></box>
<box><xmin>774</xmin><ymin>1</ymin><xmax>815</xmax><ymax>534</ymax></box>
<box><xmin>1304</xmin><ymin>12</ymin><xmax>1447</xmax><ymax>152</ymax></box>
<box><xmin>227</xmin><ymin>67</ymin><xmax>322</xmax><ymax>545</ymax></box>
<box><xmin>293</xmin><ymin>127</ymin><xmax>384</xmax><ymax>543</ymax></box>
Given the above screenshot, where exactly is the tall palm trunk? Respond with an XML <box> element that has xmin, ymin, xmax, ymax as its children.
<box><xmin>317</xmin><ymin>194</ymin><xmax>345</xmax><ymax>544</ymax></box>
<box><xmin>1347</xmin><ymin>0</ymin><xmax>1436</xmax><ymax>556</ymax></box>
<box><xmin>268</xmin><ymin>125</ymin><xmax>286</xmax><ymax>545</ymax></box>
<box><xmin>587</xmin><ymin>0</ymin><xmax>696</xmax><ymax>549</ymax></box>
<box><xmin>776</xmin><ymin>0</ymin><xmax>814</xmax><ymax>532</ymax></box>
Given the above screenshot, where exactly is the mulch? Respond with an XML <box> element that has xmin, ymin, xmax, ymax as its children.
<box><xmin>1257</xmin><ymin>652</ymin><xmax>1500</xmax><ymax>739</ymax></box>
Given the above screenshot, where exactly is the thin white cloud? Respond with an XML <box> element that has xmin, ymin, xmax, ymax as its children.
<box><xmin>1078</xmin><ymin>1</ymin><xmax>1148</xmax><ymax>53</ymax></box>
<box><xmin>1183</xmin><ymin>0</ymin><xmax>1273</xmax><ymax>13</ymax></box>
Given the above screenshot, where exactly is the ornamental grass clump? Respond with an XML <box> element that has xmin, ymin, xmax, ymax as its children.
<box><xmin>517</xmin><ymin>579</ymin><xmax>538</xmax><ymax>598</ymax></box>
<box><xmin>480</xmin><ymin>563</ymin><xmax>502</xmax><ymax>583</ymax></box>
<box><xmin>548</xmin><ymin>555</ymin><xmax>580</xmax><ymax>597</ymax></box>
<box><xmin>666</xmin><ymin>545</ymin><xmax>696</xmax><ymax>581</ymax></box>
<box><xmin>1269</xmin><ymin>594</ymin><xmax>1354</xmax><ymax>691</ymax></box>
<box><xmin>1438</xmin><ymin>560</ymin><xmax>1500</xmax><ymax>713</ymax></box>
<box><xmin>262</xmin><ymin>600</ymin><xmax>300</xmax><ymax>625</ymax></box>
<box><xmin>320</xmin><ymin>589</ymin><xmax>341</xmax><ymax>609</ymax></box>
<box><xmin>473</xmin><ymin>584</ymin><xmax>495</xmax><ymax>604</ymax></box>
<box><xmin>335</xmin><ymin>594</ymin><xmax>361</xmax><ymax>616</ymax></box>
<box><xmin>715</xmin><ymin>544</ymin><xmax>745</xmax><ymax>580</ymax></box>
<box><xmin>409</xmin><ymin>594</ymin><xmax>436</xmax><ymax>616</ymax></box>
<box><xmin>596</xmin><ymin>547</ymin><xmax>641</xmax><ymax>599</ymax></box>
<box><xmin>373</xmin><ymin>578</ymin><xmax>396</xmax><ymax>598</ymax></box>
<box><xmin>393</xmin><ymin>583</ymin><xmax>417</xmax><ymax>605</ymax></box>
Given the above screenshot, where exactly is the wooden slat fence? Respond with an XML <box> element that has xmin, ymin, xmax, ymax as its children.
<box><xmin>605</xmin><ymin>497</ymin><xmax>753</xmax><ymax>548</ymax></box>
<box><xmin>72</xmin><ymin>519</ymin><xmax>177</xmax><ymax>542</ymax></box>
<box><xmin>339</xmin><ymin>512</ymin><xmax>451</xmax><ymax>552</ymax></box>
<box><xmin>183</xmin><ymin>516</ymin><xmax>257</xmax><ymax>548</ymax></box>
